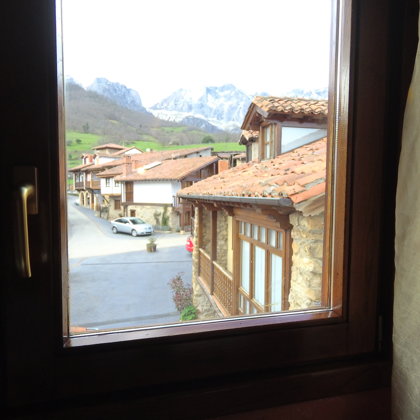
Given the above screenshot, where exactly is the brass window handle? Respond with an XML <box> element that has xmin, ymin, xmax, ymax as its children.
<box><xmin>14</xmin><ymin>167</ymin><xmax>38</xmax><ymax>278</ymax></box>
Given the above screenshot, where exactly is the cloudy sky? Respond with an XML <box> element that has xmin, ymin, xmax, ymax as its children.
<box><xmin>62</xmin><ymin>0</ymin><xmax>332</xmax><ymax>107</ymax></box>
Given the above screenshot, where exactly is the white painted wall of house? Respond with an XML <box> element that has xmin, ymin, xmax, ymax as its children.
<box><xmin>96</xmin><ymin>156</ymin><xmax>119</xmax><ymax>164</ymax></box>
<box><xmin>185</xmin><ymin>149</ymin><xmax>212</xmax><ymax>158</ymax></box>
<box><xmin>133</xmin><ymin>181</ymin><xmax>180</xmax><ymax>204</ymax></box>
<box><xmin>123</xmin><ymin>149</ymin><xmax>142</xmax><ymax>155</ymax></box>
<box><xmin>100</xmin><ymin>178</ymin><xmax>122</xmax><ymax>195</ymax></box>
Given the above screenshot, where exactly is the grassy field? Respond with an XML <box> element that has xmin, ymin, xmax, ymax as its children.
<box><xmin>66</xmin><ymin>131</ymin><xmax>245</xmax><ymax>168</ymax></box>
<box><xmin>66</xmin><ymin>131</ymin><xmax>103</xmax><ymax>168</ymax></box>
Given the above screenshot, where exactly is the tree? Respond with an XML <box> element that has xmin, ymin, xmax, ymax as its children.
<box><xmin>82</xmin><ymin>122</ymin><xmax>90</xmax><ymax>133</ymax></box>
<box><xmin>202</xmin><ymin>135</ymin><xmax>215</xmax><ymax>144</ymax></box>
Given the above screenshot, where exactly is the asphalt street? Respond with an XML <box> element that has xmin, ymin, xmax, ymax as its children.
<box><xmin>67</xmin><ymin>194</ymin><xmax>192</xmax><ymax>331</ymax></box>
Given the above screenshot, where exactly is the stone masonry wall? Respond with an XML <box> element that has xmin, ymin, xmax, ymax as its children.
<box><xmin>288</xmin><ymin>211</ymin><xmax>324</xmax><ymax>310</ymax></box>
<box><xmin>126</xmin><ymin>204</ymin><xmax>179</xmax><ymax>231</ymax></box>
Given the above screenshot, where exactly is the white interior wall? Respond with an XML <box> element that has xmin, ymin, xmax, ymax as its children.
<box><xmin>393</xmin><ymin>8</ymin><xmax>420</xmax><ymax>419</ymax></box>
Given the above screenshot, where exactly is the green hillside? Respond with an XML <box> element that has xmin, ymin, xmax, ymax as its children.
<box><xmin>65</xmin><ymin>82</ymin><xmax>238</xmax><ymax>147</ymax></box>
<box><xmin>66</xmin><ymin>131</ymin><xmax>245</xmax><ymax>169</ymax></box>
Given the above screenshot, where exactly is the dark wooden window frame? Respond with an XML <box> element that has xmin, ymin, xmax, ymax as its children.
<box><xmin>4</xmin><ymin>0</ymin><xmax>417</xmax><ymax>417</ymax></box>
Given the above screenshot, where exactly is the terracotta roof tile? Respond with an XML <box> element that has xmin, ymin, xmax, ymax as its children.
<box><xmin>92</xmin><ymin>143</ymin><xmax>126</xmax><ymax>150</ymax></box>
<box><xmin>83</xmin><ymin>158</ymin><xmax>125</xmax><ymax>172</ymax></box>
<box><xmin>253</xmin><ymin>96</ymin><xmax>328</xmax><ymax>116</ymax></box>
<box><xmin>178</xmin><ymin>139</ymin><xmax>327</xmax><ymax>205</ymax></box>
<box><xmin>68</xmin><ymin>162</ymin><xmax>94</xmax><ymax>172</ymax></box>
<box><xmin>115</xmin><ymin>156</ymin><xmax>218</xmax><ymax>182</ymax></box>
<box><xmin>97</xmin><ymin>165</ymin><xmax>124</xmax><ymax>177</ymax></box>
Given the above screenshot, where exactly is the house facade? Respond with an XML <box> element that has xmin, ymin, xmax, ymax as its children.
<box><xmin>69</xmin><ymin>145</ymin><xmax>216</xmax><ymax>230</ymax></box>
<box><xmin>69</xmin><ymin>143</ymin><xmax>142</xmax><ymax>211</ymax></box>
<box><xmin>178</xmin><ymin>97</ymin><xmax>328</xmax><ymax>318</ymax></box>
<box><xmin>115</xmin><ymin>155</ymin><xmax>219</xmax><ymax>231</ymax></box>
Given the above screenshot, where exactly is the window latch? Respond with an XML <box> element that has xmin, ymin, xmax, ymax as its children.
<box><xmin>13</xmin><ymin>166</ymin><xmax>38</xmax><ymax>278</ymax></box>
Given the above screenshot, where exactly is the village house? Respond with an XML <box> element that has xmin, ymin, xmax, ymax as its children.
<box><xmin>114</xmin><ymin>154</ymin><xmax>219</xmax><ymax>232</ymax></box>
<box><xmin>69</xmin><ymin>143</ymin><xmax>142</xmax><ymax>210</ymax></box>
<box><xmin>178</xmin><ymin>97</ymin><xmax>328</xmax><ymax>318</ymax></box>
<box><xmin>70</xmin><ymin>145</ymin><xmax>217</xmax><ymax>230</ymax></box>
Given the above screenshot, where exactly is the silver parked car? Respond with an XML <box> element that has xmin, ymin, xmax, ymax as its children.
<box><xmin>111</xmin><ymin>217</ymin><xmax>154</xmax><ymax>237</ymax></box>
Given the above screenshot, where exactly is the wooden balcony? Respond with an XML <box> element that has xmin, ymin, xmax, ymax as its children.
<box><xmin>88</xmin><ymin>180</ymin><xmax>101</xmax><ymax>189</ymax></box>
<box><xmin>198</xmin><ymin>249</ymin><xmax>234</xmax><ymax>315</ymax></box>
<box><xmin>74</xmin><ymin>181</ymin><xmax>84</xmax><ymax>190</ymax></box>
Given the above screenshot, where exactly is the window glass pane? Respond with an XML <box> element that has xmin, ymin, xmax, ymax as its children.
<box><xmin>253</xmin><ymin>225</ymin><xmax>259</xmax><ymax>240</ymax></box>
<box><xmin>271</xmin><ymin>254</ymin><xmax>283</xmax><ymax>312</ymax></box>
<box><xmin>281</xmin><ymin>127</ymin><xmax>327</xmax><ymax>153</ymax></box>
<box><xmin>241</xmin><ymin>240</ymin><xmax>250</xmax><ymax>293</ymax></box>
<box><xmin>268</xmin><ymin>230</ymin><xmax>276</xmax><ymax>247</ymax></box>
<box><xmin>62</xmin><ymin>0</ymin><xmax>338</xmax><ymax>333</ymax></box>
<box><xmin>254</xmin><ymin>246</ymin><xmax>265</xmax><ymax>305</ymax></box>
<box><xmin>278</xmin><ymin>232</ymin><xmax>283</xmax><ymax>250</ymax></box>
<box><xmin>265</xmin><ymin>143</ymin><xmax>270</xmax><ymax>159</ymax></box>
<box><xmin>245</xmin><ymin>223</ymin><xmax>251</xmax><ymax>237</ymax></box>
<box><xmin>260</xmin><ymin>227</ymin><xmax>266</xmax><ymax>243</ymax></box>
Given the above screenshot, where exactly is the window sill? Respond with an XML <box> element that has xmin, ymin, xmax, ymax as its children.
<box><xmin>65</xmin><ymin>308</ymin><xmax>342</xmax><ymax>348</ymax></box>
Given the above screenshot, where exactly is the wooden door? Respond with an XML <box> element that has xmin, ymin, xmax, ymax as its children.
<box><xmin>125</xmin><ymin>182</ymin><xmax>133</xmax><ymax>202</ymax></box>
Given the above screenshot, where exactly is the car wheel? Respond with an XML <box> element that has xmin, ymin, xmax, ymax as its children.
<box><xmin>112</xmin><ymin>226</ymin><xmax>118</xmax><ymax>234</ymax></box>
<box><xmin>131</xmin><ymin>229</ymin><xmax>138</xmax><ymax>237</ymax></box>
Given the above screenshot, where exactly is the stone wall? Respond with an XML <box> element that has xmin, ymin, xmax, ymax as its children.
<box><xmin>107</xmin><ymin>197</ymin><xmax>123</xmax><ymax>220</ymax></box>
<box><xmin>288</xmin><ymin>211</ymin><xmax>324</xmax><ymax>310</ymax></box>
<box><xmin>125</xmin><ymin>204</ymin><xmax>179</xmax><ymax>231</ymax></box>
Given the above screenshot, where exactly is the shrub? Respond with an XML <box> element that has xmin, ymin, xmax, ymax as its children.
<box><xmin>168</xmin><ymin>273</ymin><xmax>193</xmax><ymax>313</ymax></box>
<box><xmin>202</xmin><ymin>135</ymin><xmax>214</xmax><ymax>144</ymax></box>
<box><xmin>180</xmin><ymin>305</ymin><xmax>197</xmax><ymax>321</ymax></box>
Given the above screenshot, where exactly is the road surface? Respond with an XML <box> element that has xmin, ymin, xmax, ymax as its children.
<box><xmin>67</xmin><ymin>195</ymin><xmax>192</xmax><ymax>331</ymax></box>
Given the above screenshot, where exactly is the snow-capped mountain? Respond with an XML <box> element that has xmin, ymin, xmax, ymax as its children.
<box><xmin>149</xmin><ymin>84</ymin><xmax>253</xmax><ymax>132</ymax></box>
<box><xmin>87</xmin><ymin>78</ymin><xmax>147</xmax><ymax>113</ymax></box>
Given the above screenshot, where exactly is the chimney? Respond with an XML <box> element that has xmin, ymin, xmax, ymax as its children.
<box><xmin>122</xmin><ymin>155</ymin><xmax>132</xmax><ymax>176</ymax></box>
<box><xmin>218</xmin><ymin>160</ymin><xmax>229</xmax><ymax>173</ymax></box>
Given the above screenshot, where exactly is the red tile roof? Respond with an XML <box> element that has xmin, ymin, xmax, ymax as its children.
<box><xmin>115</xmin><ymin>156</ymin><xmax>218</xmax><ymax>182</ymax></box>
<box><xmin>129</xmin><ymin>147</ymin><xmax>213</xmax><ymax>168</ymax></box>
<box><xmin>242</xmin><ymin>96</ymin><xmax>328</xmax><ymax>131</ymax></box>
<box><xmin>178</xmin><ymin>139</ymin><xmax>327</xmax><ymax>205</ymax></box>
<box><xmin>97</xmin><ymin>165</ymin><xmax>124</xmax><ymax>177</ymax></box>
<box><xmin>68</xmin><ymin>162</ymin><xmax>94</xmax><ymax>172</ymax></box>
<box><xmin>81</xmin><ymin>158</ymin><xmax>125</xmax><ymax>172</ymax></box>
<box><xmin>92</xmin><ymin>143</ymin><xmax>127</xmax><ymax>150</ymax></box>
<box><xmin>252</xmin><ymin>96</ymin><xmax>328</xmax><ymax>116</ymax></box>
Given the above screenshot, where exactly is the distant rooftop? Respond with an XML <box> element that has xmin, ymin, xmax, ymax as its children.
<box><xmin>116</xmin><ymin>156</ymin><xmax>218</xmax><ymax>182</ymax></box>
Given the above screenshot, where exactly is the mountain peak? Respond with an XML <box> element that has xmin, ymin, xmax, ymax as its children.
<box><xmin>149</xmin><ymin>84</ymin><xmax>252</xmax><ymax>132</ymax></box>
<box><xmin>87</xmin><ymin>78</ymin><xmax>146</xmax><ymax>112</ymax></box>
